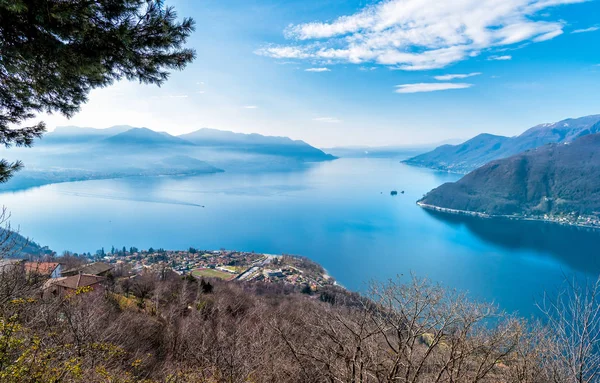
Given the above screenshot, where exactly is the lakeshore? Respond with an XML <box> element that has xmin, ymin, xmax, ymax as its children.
<box><xmin>417</xmin><ymin>201</ymin><xmax>600</xmax><ymax>230</ymax></box>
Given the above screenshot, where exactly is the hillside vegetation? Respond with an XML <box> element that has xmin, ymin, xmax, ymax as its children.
<box><xmin>1</xmin><ymin>262</ymin><xmax>599</xmax><ymax>383</ymax></box>
<box><xmin>419</xmin><ymin>133</ymin><xmax>600</xmax><ymax>218</ymax></box>
<box><xmin>404</xmin><ymin>115</ymin><xmax>600</xmax><ymax>173</ymax></box>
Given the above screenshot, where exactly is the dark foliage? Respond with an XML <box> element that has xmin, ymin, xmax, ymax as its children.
<box><xmin>0</xmin><ymin>0</ymin><xmax>196</xmax><ymax>182</ymax></box>
<box><xmin>421</xmin><ymin>133</ymin><xmax>600</xmax><ymax>217</ymax></box>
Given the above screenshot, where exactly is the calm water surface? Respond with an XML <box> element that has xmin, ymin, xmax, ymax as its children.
<box><xmin>2</xmin><ymin>158</ymin><xmax>600</xmax><ymax>316</ymax></box>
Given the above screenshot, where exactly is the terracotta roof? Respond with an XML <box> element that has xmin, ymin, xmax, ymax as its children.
<box><xmin>53</xmin><ymin>274</ymin><xmax>106</xmax><ymax>290</ymax></box>
<box><xmin>24</xmin><ymin>262</ymin><xmax>59</xmax><ymax>275</ymax></box>
<box><xmin>43</xmin><ymin>277</ymin><xmax>66</xmax><ymax>290</ymax></box>
<box><xmin>63</xmin><ymin>262</ymin><xmax>113</xmax><ymax>276</ymax></box>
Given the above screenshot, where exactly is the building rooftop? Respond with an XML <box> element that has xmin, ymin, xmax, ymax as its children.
<box><xmin>24</xmin><ymin>262</ymin><xmax>59</xmax><ymax>275</ymax></box>
<box><xmin>52</xmin><ymin>274</ymin><xmax>106</xmax><ymax>290</ymax></box>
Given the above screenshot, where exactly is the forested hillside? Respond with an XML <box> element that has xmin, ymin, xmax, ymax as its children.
<box><xmin>2</xmin><ymin>263</ymin><xmax>599</xmax><ymax>382</ymax></box>
<box><xmin>420</xmin><ymin>133</ymin><xmax>600</xmax><ymax>218</ymax></box>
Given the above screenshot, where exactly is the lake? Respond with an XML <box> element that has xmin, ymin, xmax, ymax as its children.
<box><xmin>2</xmin><ymin>158</ymin><xmax>600</xmax><ymax>316</ymax></box>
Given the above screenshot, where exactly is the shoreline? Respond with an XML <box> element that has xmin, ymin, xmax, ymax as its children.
<box><xmin>417</xmin><ymin>201</ymin><xmax>600</xmax><ymax>231</ymax></box>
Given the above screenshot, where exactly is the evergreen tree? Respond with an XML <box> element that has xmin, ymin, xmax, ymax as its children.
<box><xmin>0</xmin><ymin>0</ymin><xmax>196</xmax><ymax>182</ymax></box>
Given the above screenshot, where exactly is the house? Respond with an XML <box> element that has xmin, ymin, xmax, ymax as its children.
<box><xmin>263</xmin><ymin>269</ymin><xmax>284</xmax><ymax>278</ymax></box>
<box><xmin>24</xmin><ymin>262</ymin><xmax>61</xmax><ymax>278</ymax></box>
<box><xmin>62</xmin><ymin>262</ymin><xmax>113</xmax><ymax>277</ymax></box>
<box><xmin>44</xmin><ymin>274</ymin><xmax>106</xmax><ymax>297</ymax></box>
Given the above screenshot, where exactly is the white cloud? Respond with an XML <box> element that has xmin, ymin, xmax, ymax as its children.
<box><xmin>257</xmin><ymin>0</ymin><xmax>584</xmax><ymax>70</ymax></box>
<box><xmin>168</xmin><ymin>95</ymin><xmax>189</xmax><ymax>98</ymax></box>
<box><xmin>488</xmin><ymin>55</ymin><xmax>513</xmax><ymax>61</ymax></box>
<box><xmin>313</xmin><ymin>117</ymin><xmax>342</xmax><ymax>123</ymax></box>
<box><xmin>572</xmin><ymin>26</ymin><xmax>600</xmax><ymax>34</ymax></box>
<box><xmin>305</xmin><ymin>67</ymin><xmax>331</xmax><ymax>72</ymax></box>
<box><xmin>359</xmin><ymin>66</ymin><xmax>377</xmax><ymax>71</ymax></box>
<box><xmin>243</xmin><ymin>105</ymin><xmax>258</xmax><ymax>109</ymax></box>
<box><xmin>434</xmin><ymin>72</ymin><xmax>481</xmax><ymax>81</ymax></box>
<box><xmin>395</xmin><ymin>83</ymin><xmax>473</xmax><ymax>93</ymax></box>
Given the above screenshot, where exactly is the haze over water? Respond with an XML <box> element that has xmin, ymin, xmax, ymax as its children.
<box><xmin>3</xmin><ymin>158</ymin><xmax>600</xmax><ymax>316</ymax></box>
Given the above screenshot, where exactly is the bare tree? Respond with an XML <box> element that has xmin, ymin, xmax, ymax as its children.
<box><xmin>538</xmin><ymin>276</ymin><xmax>600</xmax><ymax>383</ymax></box>
<box><xmin>0</xmin><ymin>207</ymin><xmax>23</xmax><ymax>260</ymax></box>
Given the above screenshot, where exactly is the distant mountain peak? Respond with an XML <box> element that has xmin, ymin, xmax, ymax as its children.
<box><xmin>103</xmin><ymin>127</ymin><xmax>193</xmax><ymax>146</ymax></box>
<box><xmin>178</xmin><ymin>127</ymin><xmax>335</xmax><ymax>160</ymax></box>
<box><xmin>404</xmin><ymin>114</ymin><xmax>600</xmax><ymax>173</ymax></box>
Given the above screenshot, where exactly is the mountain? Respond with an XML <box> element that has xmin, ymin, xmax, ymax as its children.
<box><xmin>1</xmin><ymin>126</ymin><xmax>335</xmax><ymax>191</ymax></box>
<box><xmin>404</xmin><ymin>115</ymin><xmax>600</xmax><ymax>173</ymax></box>
<box><xmin>156</xmin><ymin>155</ymin><xmax>224</xmax><ymax>173</ymax></box>
<box><xmin>419</xmin><ymin>133</ymin><xmax>600</xmax><ymax>219</ymax></box>
<box><xmin>102</xmin><ymin>127</ymin><xmax>194</xmax><ymax>146</ymax></box>
<box><xmin>0</xmin><ymin>229</ymin><xmax>52</xmax><ymax>257</ymax></box>
<box><xmin>179</xmin><ymin>128</ymin><xmax>335</xmax><ymax>160</ymax></box>
<box><xmin>41</xmin><ymin>125</ymin><xmax>133</xmax><ymax>144</ymax></box>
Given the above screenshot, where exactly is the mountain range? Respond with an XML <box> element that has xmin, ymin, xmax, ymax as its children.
<box><xmin>0</xmin><ymin>126</ymin><xmax>335</xmax><ymax>191</ymax></box>
<box><xmin>419</xmin><ymin>132</ymin><xmax>600</xmax><ymax>219</ymax></box>
<box><xmin>41</xmin><ymin>126</ymin><xmax>335</xmax><ymax>161</ymax></box>
<box><xmin>404</xmin><ymin>115</ymin><xmax>600</xmax><ymax>173</ymax></box>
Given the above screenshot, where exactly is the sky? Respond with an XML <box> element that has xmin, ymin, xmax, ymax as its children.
<box><xmin>40</xmin><ymin>0</ymin><xmax>600</xmax><ymax>148</ymax></box>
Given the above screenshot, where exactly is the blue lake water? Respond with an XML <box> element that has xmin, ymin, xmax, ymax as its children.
<box><xmin>2</xmin><ymin>158</ymin><xmax>600</xmax><ymax>317</ymax></box>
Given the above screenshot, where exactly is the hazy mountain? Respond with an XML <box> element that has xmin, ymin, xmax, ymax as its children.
<box><xmin>404</xmin><ymin>115</ymin><xmax>600</xmax><ymax>173</ymax></box>
<box><xmin>41</xmin><ymin>125</ymin><xmax>134</xmax><ymax>144</ymax></box>
<box><xmin>156</xmin><ymin>155</ymin><xmax>223</xmax><ymax>173</ymax></box>
<box><xmin>0</xmin><ymin>126</ymin><xmax>335</xmax><ymax>191</ymax></box>
<box><xmin>419</xmin><ymin>133</ymin><xmax>600</xmax><ymax>217</ymax></box>
<box><xmin>179</xmin><ymin>128</ymin><xmax>335</xmax><ymax>160</ymax></box>
<box><xmin>103</xmin><ymin>127</ymin><xmax>194</xmax><ymax>147</ymax></box>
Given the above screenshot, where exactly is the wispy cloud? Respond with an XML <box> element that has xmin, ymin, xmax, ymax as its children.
<box><xmin>305</xmin><ymin>67</ymin><xmax>331</xmax><ymax>72</ymax></box>
<box><xmin>572</xmin><ymin>26</ymin><xmax>600</xmax><ymax>34</ymax></box>
<box><xmin>168</xmin><ymin>95</ymin><xmax>189</xmax><ymax>99</ymax></box>
<box><xmin>434</xmin><ymin>72</ymin><xmax>482</xmax><ymax>81</ymax></box>
<box><xmin>359</xmin><ymin>66</ymin><xmax>377</xmax><ymax>71</ymax></box>
<box><xmin>395</xmin><ymin>83</ymin><xmax>473</xmax><ymax>94</ymax></box>
<box><xmin>243</xmin><ymin>105</ymin><xmax>258</xmax><ymax>109</ymax></box>
<box><xmin>488</xmin><ymin>55</ymin><xmax>513</xmax><ymax>61</ymax></box>
<box><xmin>313</xmin><ymin>117</ymin><xmax>342</xmax><ymax>123</ymax></box>
<box><xmin>256</xmin><ymin>0</ymin><xmax>583</xmax><ymax>70</ymax></box>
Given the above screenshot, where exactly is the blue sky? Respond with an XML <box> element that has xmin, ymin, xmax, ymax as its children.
<box><xmin>42</xmin><ymin>0</ymin><xmax>600</xmax><ymax>147</ymax></box>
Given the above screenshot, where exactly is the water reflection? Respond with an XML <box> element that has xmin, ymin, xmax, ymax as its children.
<box><xmin>424</xmin><ymin>210</ymin><xmax>600</xmax><ymax>276</ymax></box>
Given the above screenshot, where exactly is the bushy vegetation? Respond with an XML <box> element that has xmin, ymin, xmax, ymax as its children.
<box><xmin>1</xmin><ymin>259</ymin><xmax>600</xmax><ymax>382</ymax></box>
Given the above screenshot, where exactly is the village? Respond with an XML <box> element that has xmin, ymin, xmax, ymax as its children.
<box><xmin>1</xmin><ymin>247</ymin><xmax>336</xmax><ymax>297</ymax></box>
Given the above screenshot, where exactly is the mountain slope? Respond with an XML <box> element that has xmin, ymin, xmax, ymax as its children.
<box><xmin>103</xmin><ymin>127</ymin><xmax>193</xmax><ymax>146</ymax></box>
<box><xmin>404</xmin><ymin>115</ymin><xmax>600</xmax><ymax>173</ymax></box>
<box><xmin>179</xmin><ymin>128</ymin><xmax>335</xmax><ymax>160</ymax></box>
<box><xmin>419</xmin><ymin>133</ymin><xmax>600</xmax><ymax>219</ymax></box>
<box><xmin>41</xmin><ymin>125</ymin><xmax>134</xmax><ymax>144</ymax></box>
